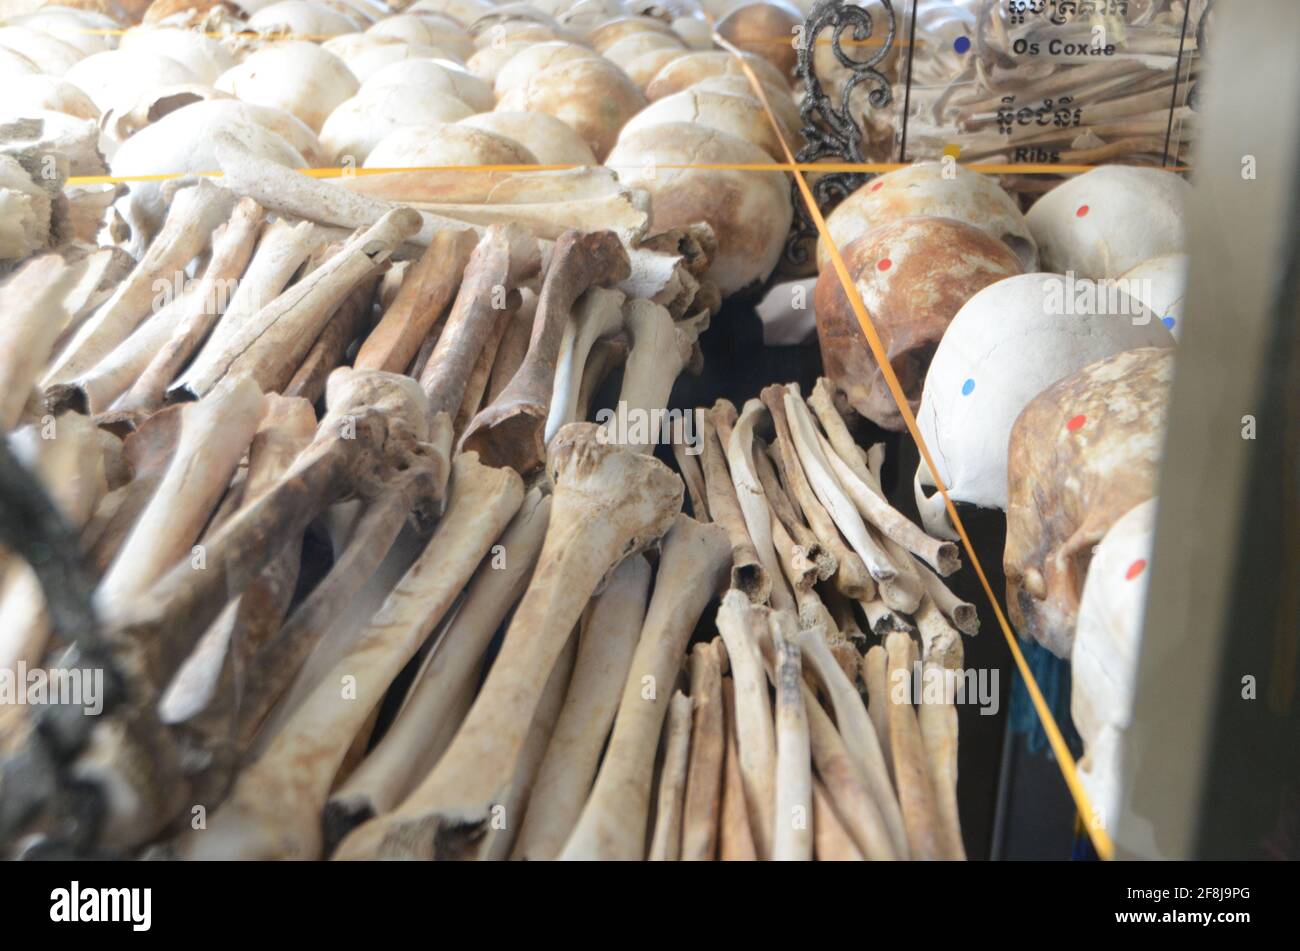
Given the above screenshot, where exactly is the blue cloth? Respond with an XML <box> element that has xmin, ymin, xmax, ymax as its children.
<box><xmin>1008</xmin><ymin>637</ymin><xmax>1082</xmax><ymax>758</ymax></box>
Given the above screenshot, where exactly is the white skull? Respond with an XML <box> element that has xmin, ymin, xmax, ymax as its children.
<box><xmin>1026</xmin><ymin>167</ymin><xmax>1189</xmax><ymax>279</ymax></box>
<box><xmin>1119</xmin><ymin>254</ymin><xmax>1188</xmax><ymax>340</ymax></box>
<box><xmin>1072</xmin><ymin>497</ymin><xmax>1157</xmax><ymax>833</ymax></box>
<box><xmin>820</xmin><ymin>161</ymin><xmax>1039</xmax><ymax>274</ymax></box>
<box><xmin>913</xmin><ymin>273</ymin><xmax>1174</xmax><ymax>538</ymax></box>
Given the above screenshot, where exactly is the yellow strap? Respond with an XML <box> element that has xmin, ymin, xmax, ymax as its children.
<box><xmin>65</xmin><ymin>159</ymin><xmax>1180</xmax><ymax>188</ymax></box>
<box><xmin>712</xmin><ymin>30</ymin><xmax>1117</xmax><ymax>861</ymax></box>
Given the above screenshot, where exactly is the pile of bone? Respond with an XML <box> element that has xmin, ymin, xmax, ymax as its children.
<box><xmin>0</xmin><ymin>0</ymin><xmax>809</xmax><ymax>296</ymax></box>
<box><xmin>652</xmin><ymin>379</ymin><xmax>977</xmax><ymax>860</ymax></box>
<box><xmin>813</xmin><ymin>157</ymin><xmax>1189</xmax><ymax>831</ymax></box>
<box><xmin>0</xmin><ymin>176</ymin><xmax>722</xmax><ymax>858</ymax></box>
<box><xmin>874</xmin><ymin>1</ymin><xmax>1207</xmax><ymax>189</ymax></box>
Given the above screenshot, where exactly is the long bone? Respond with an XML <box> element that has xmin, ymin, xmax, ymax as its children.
<box><xmin>713</xmin><ymin>590</ymin><xmax>777</xmax><ymax>859</ymax></box>
<box><xmin>115</xmin><ymin>199</ymin><xmax>266</xmax><ymax>414</ymax></box>
<box><xmin>723</xmin><ymin>400</ymin><xmax>794</xmax><ymax>611</ymax></box>
<box><xmin>323</xmin><ymin>489</ymin><xmax>553</xmax><ymax>836</ymax></box>
<box><xmin>753</xmin><ymin>445</ymin><xmax>835</xmax><ymax>583</ymax></box>
<box><xmin>212</xmin><ymin>131</ymin><xmax>473</xmax><ymax>248</ymax></box>
<box><xmin>494</xmin><ymin>629</ymin><xmax>580</xmax><ymax>861</ymax></box>
<box><xmin>0</xmin><ymin>255</ymin><xmax>78</xmax><ymax>429</ymax></box>
<box><xmin>43</xmin><ymin>178</ymin><xmax>236</xmax><ymax>386</ymax></box>
<box><xmin>699</xmin><ymin>413</ymin><xmax>770</xmax><ymax>603</ymax></box>
<box><xmin>719</xmin><ymin>676</ymin><xmax>758</xmax><ymax>861</ymax></box>
<box><xmin>176</xmin><ymin>209</ymin><xmax>422</xmax><ymax>400</ymax></box>
<box><xmin>544</xmin><ymin>285</ymin><xmax>626</xmax><ymax>444</ymax></box>
<box><xmin>574</xmin><ymin>331</ymin><xmax>629</xmax><ymax>424</ymax></box>
<box><xmin>815</xmin><ymin>437</ymin><xmax>955</xmax><ymax>593</ymax></box>
<box><xmin>812</xmin><ymin>778</ymin><xmax>863</xmax><ymax>861</ymax></box>
<box><xmin>822</xmin><ymin>587</ymin><xmax>868</xmax><ymax>650</ymax></box>
<box><xmin>94</xmin><ymin>377</ymin><xmax>266</xmax><ymax>622</ymax></box>
<box><xmin>801</xmin><ymin>681</ymin><xmax>897</xmax><ymax>861</ymax></box>
<box><xmin>796</xmin><ymin>625</ymin><xmax>909</xmax><ymax>860</ymax></box>
<box><xmin>647</xmin><ymin>691</ymin><xmax>694</xmax><ymax>861</ymax></box>
<box><xmin>781</xmin><ymin>388</ymin><xmax>904</xmax><ymax>596</ymax></box>
<box><xmin>461</xmin><ymin>230</ymin><xmax>630</xmax><ymax>474</ymax></box>
<box><xmin>759</xmin><ymin>386</ymin><xmax>872</xmax><ymax>600</ymax></box>
<box><xmin>333</xmin><ymin>424</ymin><xmax>683</xmax><ymax>859</ymax></box>
<box><xmin>681</xmin><ymin>639</ymin><xmax>724</xmax><ymax>861</ymax></box>
<box><xmin>770</xmin><ymin>611</ymin><xmax>812</xmax><ymax>861</ymax></box>
<box><xmin>158</xmin><ymin>395</ymin><xmax>316</xmax><ymax>726</ymax></box>
<box><xmin>513</xmin><ymin>553</ymin><xmax>650</xmax><ymax>860</ymax></box>
<box><xmin>185</xmin><ymin>476</ymin><xmax>452</xmax><ymax>805</ymax></box>
<box><xmin>487</xmin><ymin>290</ymin><xmax>537</xmax><ymax>403</ymax></box>
<box><xmin>452</xmin><ymin>295</ymin><xmax>514</xmax><ymax>441</ymax></box>
<box><xmin>861</xmin><ymin>645</ymin><xmax>893</xmax><ymax>778</ymax></box>
<box><xmin>81</xmin><ymin>408</ymin><xmax>182</xmax><ymax>578</ymax></box>
<box><xmin>916</xmin><ymin>601</ymin><xmax>966</xmax><ymax>860</ymax></box>
<box><xmin>916</xmin><ymin>559</ymin><xmax>978</xmax><ymax>636</ymax></box>
<box><xmin>284</xmin><ymin>276</ymin><xmax>380</xmax><ymax>406</ymax></box>
<box><xmin>47</xmin><ymin>287</ymin><xmax>202</xmax><ymax>416</ymax></box>
<box><xmin>177</xmin><ymin>453</ymin><xmax>524</xmax><ymax>860</ymax></box>
<box><xmin>612</xmin><ymin>299</ymin><xmax>707</xmax><ymax>453</ymax></box>
<box><xmin>769</xmin><ymin>510</ymin><xmax>819</xmax><ymax>595</ymax></box>
<box><xmin>171</xmin><ymin>219</ymin><xmax>326</xmax><ymax>402</ymax></box>
<box><xmin>73</xmin><ymin>370</ymin><xmax>451</xmax><ymax>849</ymax></box>
<box><xmin>418</xmin><ymin>224</ymin><xmax>540</xmax><ymax>417</ymax></box>
<box><xmin>671</xmin><ymin>414</ymin><xmax>709</xmax><ymax>523</ymax></box>
<box><xmin>770</xmin><ymin>516</ymin><xmax>838</xmax><ymax>639</ymax></box>
<box><xmin>861</xmin><ymin>597</ymin><xmax>915</xmax><ymax>638</ymax></box>
<box><xmin>808</xmin><ymin>380</ymin><xmax>960</xmax><ymax>576</ymax></box>
<box><xmin>884</xmin><ymin>629</ymin><xmax>945</xmax><ymax>861</ymax></box>
<box><xmin>559</xmin><ymin>514</ymin><xmax>730</xmax><ymax>860</ymax></box>
<box><xmin>353</xmin><ymin>227</ymin><xmax>479</xmax><ymax>374</ymax></box>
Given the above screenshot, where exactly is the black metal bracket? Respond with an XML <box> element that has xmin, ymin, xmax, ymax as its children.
<box><xmin>786</xmin><ymin>0</ymin><xmax>898</xmax><ymax>267</ymax></box>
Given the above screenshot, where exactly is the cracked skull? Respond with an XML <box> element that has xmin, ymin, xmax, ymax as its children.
<box><xmin>1004</xmin><ymin>347</ymin><xmax>1173</xmax><ymax>658</ymax></box>
<box><xmin>819</xmin><ymin>161</ymin><xmax>1039</xmax><ymax>274</ymax></box>
<box><xmin>813</xmin><ymin>215</ymin><xmax>1023</xmax><ymax>431</ymax></box>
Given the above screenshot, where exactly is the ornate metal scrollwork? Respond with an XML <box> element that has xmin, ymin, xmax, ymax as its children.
<box><xmin>785</xmin><ymin>0</ymin><xmax>898</xmax><ymax>268</ymax></box>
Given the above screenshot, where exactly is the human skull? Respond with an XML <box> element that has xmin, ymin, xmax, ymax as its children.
<box><xmin>1026</xmin><ymin>166</ymin><xmax>1189</xmax><ymax>279</ymax></box>
<box><xmin>607</xmin><ymin>123</ymin><xmax>792</xmax><ymax>297</ymax></box>
<box><xmin>1005</xmin><ymin>347</ymin><xmax>1173</xmax><ymax>657</ymax></box>
<box><xmin>913</xmin><ymin>273</ymin><xmax>1174</xmax><ymax>538</ymax></box>
<box><xmin>813</xmin><ymin>215</ymin><xmax>1022</xmax><ymax>431</ymax></box>
<box><xmin>819</xmin><ymin>162</ymin><xmax>1038</xmax><ymax>274</ymax></box>
<box><xmin>1072</xmin><ymin>497</ymin><xmax>1157</xmax><ymax>832</ymax></box>
<box><xmin>1119</xmin><ymin>253</ymin><xmax>1188</xmax><ymax>340</ymax></box>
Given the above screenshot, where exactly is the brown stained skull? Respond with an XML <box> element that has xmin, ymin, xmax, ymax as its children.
<box><xmin>813</xmin><ymin>216</ymin><xmax>1023</xmax><ymax>431</ymax></box>
<box><xmin>1004</xmin><ymin>347</ymin><xmax>1174</xmax><ymax>657</ymax></box>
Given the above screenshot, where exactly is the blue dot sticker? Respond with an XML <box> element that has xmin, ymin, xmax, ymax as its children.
<box><xmin>954</xmin><ymin>36</ymin><xmax>971</xmax><ymax>54</ymax></box>
<box><xmin>961</xmin><ymin>378</ymin><xmax>975</xmax><ymax>396</ymax></box>
<box><xmin>1161</xmin><ymin>315</ymin><xmax>1176</xmax><ymax>329</ymax></box>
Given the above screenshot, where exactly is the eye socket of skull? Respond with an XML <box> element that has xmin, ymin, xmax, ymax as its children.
<box><xmin>813</xmin><ymin>215</ymin><xmax>1022</xmax><ymax>431</ymax></box>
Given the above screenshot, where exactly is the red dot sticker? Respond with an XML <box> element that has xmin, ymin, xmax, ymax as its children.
<box><xmin>1125</xmin><ymin>559</ymin><xmax>1147</xmax><ymax>581</ymax></box>
<box><xmin>877</xmin><ymin>258</ymin><xmax>892</xmax><ymax>271</ymax></box>
<box><xmin>1067</xmin><ymin>414</ymin><xmax>1087</xmax><ymax>431</ymax></box>
<box><xmin>1076</xmin><ymin>204</ymin><xmax>1090</xmax><ymax>218</ymax></box>
<box><xmin>871</xmin><ymin>180</ymin><xmax>884</xmax><ymax>192</ymax></box>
